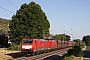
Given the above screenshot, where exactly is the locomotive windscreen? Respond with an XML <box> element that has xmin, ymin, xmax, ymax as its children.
<box><xmin>23</xmin><ymin>40</ymin><xmax>32</xmax><ymax>43</ymax></box>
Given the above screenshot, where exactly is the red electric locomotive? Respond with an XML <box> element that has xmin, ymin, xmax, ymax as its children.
<box><xmin>21</xmin><ymin>38</ymin><xmax>48</xmax><ymax>55</ymax></box>
<box><xmin>21</xmin><ymin>38</ymin><xmax>58</xmax><ymax>55</ymax></box>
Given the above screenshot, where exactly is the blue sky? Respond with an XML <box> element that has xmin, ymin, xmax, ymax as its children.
<box><xmin>0</xmin><ymin>0</ymin><xmax>90</xmax><ymax>40</ymax></box>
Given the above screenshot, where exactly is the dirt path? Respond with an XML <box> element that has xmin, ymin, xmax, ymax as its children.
<box><xmin>0</xmin><ymin>48</ymin><xmax>20</xmax><ymax>60</ymax></box>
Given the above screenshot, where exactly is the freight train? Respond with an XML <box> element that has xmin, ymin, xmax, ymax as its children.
<box><xmin>21</xmin><ymin>38</ymin><xmax>75</xmax><ymax>55</ymax></box>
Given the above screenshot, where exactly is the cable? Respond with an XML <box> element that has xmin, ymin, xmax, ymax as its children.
<box><xmin>5</xmin><ymin>0</ymin><xmax>18</xmax><ymax>8</ymax></box>
<box><xmin>0</xmin><ymin>6</ymin><xmax>15</xmax><ymax>14</ymax></box>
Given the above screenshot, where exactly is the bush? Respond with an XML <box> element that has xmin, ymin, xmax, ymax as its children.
<box><xmin>80</xmin><ymin>42</ymin><xmax>86</xmax><ymax>49</ymax></box>
<box><xmin>63</xmin><ymin>41</ymin><xmax>86</xmax><ymax>60</ymax></box>
<box><xmin>74</xmin><ymin>41</ymin><xmax>86</xmax><ymax>50</ymax></box>
<box><xmin>73</xmin><ymin>46</ymin><xmax>81</xmax><ymax>56</ymax></box>
<box><xmin>63</xmin><ymin>56</ymin><xmax>72</xmax><ymax>60</ymax></box>
<box><xmin>67</xmin><ymin>46</ymin><xmax>81</xmax><ymax>56</ymax></box>
<box><xmin>7</xmin><ymin>44</ymin><xmax>21</xmax><ymax>51</ymax></box>
<box><xmin>67</xmin><ymin>49</ymin><xmax>73</xmax><ymax>56</ymax></box>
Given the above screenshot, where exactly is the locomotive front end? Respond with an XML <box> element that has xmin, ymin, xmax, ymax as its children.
<box><xmin>21</xmin><ymin>39</ymin><xmax>33</xmax><ymax>53</ymax></box>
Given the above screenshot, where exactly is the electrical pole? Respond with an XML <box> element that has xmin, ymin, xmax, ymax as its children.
<box><xmin>64</xmin><ymin>29</ymin><xmax>74</xmax><ymax>41</ymax></box>
<box><xmin>71</xmin><ymin>29</ymin><xmax>73</xmax><ymax>41</ymax></box>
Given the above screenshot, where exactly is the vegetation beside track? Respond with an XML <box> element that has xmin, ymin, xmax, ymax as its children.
<box><xmin>7</xmin><ymin>44</ymin><xmax>21</xmax><ymax>51</ymax></box>
<box><xmin>62</xmin><ymin>41</ymin><xmax>86</xmax><ymax>60</ymax></box>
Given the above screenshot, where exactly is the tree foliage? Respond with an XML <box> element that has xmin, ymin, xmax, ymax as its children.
<box><xmin>73</xmin><ymin>39</ymin><xmax>81</xmax><ymax>46</ymax></box>
<box><xmin>52</xmin><ymin>34</ymin><xmax>70</xmax><ymax>41</ymax></box>
<box><xmin>73</xmin><ymin>39</ymin><xmax>86</xmax><ymax>49</ymax></box>
<box><xmin>82</xmin><ymin>35</ymin><xmax>90</xmax><ymax>45</ymax></box>
<box><xmin>9</xmin><ymin>1</ymin><xmax>50</xmax><ymax>44</ymax></box>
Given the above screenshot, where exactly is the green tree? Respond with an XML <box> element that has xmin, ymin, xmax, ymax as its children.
<box><xmin>52</xmin><ymin>34</ymin><xmax>70</xmax><ymax>41</ymax></box>
<box><xmin>9</xmin><ymin>1</ymin><xmax>50</xmax><ymax>44</ymax></box>
<box><xmin>82</xmin><ymin>35</ymin><xmax>90</xmax><ymax>45</ymax></box>
<box><xmin>65</xmin><ymin>35</ymin><xmax>70</xmax><ymax>41</ymax></box>
<box><xmin>73</xmin><ymin>39</ymin><xmax>81</xmax><ymax>46</ymax></box>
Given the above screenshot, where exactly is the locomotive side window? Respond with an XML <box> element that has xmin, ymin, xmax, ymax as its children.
<box><xmin>23</xmin><ymin>40</ymin><xmax>32</xmax><ymax>43</ymax></box>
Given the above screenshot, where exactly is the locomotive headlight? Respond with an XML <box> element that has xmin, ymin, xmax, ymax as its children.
<box><xmin>29</xmin><ymin>45</ymin><xmax>32</xmax><ymax>48</ymax></box>
<box><xmin>22</xmin><ymin>45</ymin><xmax>32</xmax><ymax>49</ymax></box>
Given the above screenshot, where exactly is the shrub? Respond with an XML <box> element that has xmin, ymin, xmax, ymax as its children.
<box><xmin>7</xmin><ymin>44</ymin><xmax>21</xmax><ymax>51</ymax></box>
<box><xmin>80</xmin><ymin>42</ymin><xmax>86</xmax><ymax>49</ymax></box>
<box><xmin>63</xmin><ymin>56</ymin><xmax>72</xmax><ymax>60</ymax></box>
<box><xmin>67</xmin><ymin>46</ymin><xmax>81</xmax><ymax>56</ymax></box>
<box><xmin>67</xmin><ymin>49</ymin><xmax>73</xmax><ymax>56</ymax></box>
<box><xmin>74</xmin><ymin>41</ymin><xmax>86</xmax><ymax>50</ymax></box>
<box><xmin>73</xmin><ymin>46</ymin><xmax>81</xmax><ymax>56</ymax></box>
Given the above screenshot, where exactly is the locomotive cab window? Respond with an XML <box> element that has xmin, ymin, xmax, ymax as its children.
<box><xmin>23</xmin><ymin>40</ymin><xmax>32</xmax><ymax>43</ymax></box>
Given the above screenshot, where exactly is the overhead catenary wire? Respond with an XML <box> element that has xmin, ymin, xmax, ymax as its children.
<box><xmin>5</xmin><ymin>0</ymin><xmax>18</xmax><ymax>8</ymax></box>
<box><xmin>0</xmin><ymin>0</ymin><xmax>17</xmax><ymax>19</ymax></box>
<box><xmin>0</xmin><ymin>6</ymin><xmax>15</xmax><ymax>14</ymax></box>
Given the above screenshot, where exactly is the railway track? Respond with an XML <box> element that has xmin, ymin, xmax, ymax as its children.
<box><xmin>14</xmin><ymin>47</ymin><xmax>71</xmax><ymax>60</ymax></box>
